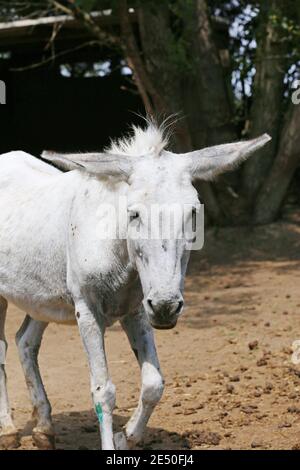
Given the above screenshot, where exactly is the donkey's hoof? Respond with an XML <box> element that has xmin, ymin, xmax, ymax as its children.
<box><xmin>0</xmin><ymin>432</ymin><xmax>21</xmax><ymax>450</ymax></box>
<box><xmin>32</xmin><ymin>431</ymin><xmax>56</xmax><ymax>450</ymax></box>
<box><xmin>114</xmin><ymin>431</ymin><xmax>130</xmax><ymax>450</ymax></box>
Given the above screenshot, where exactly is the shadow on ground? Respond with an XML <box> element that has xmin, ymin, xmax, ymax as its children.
<box><xmin>19</xmin><ymin>410</ymin><xmax>190</xmax><ymax>450</ymax></box>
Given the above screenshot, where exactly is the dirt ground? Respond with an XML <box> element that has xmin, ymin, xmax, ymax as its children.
<box><xmin>4</xmin><ymin>215</ymin><xmax>300</xmax><ymax>450</ymax></box>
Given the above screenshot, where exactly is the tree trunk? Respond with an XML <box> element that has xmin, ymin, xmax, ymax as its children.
<box><xmin>184</xmin><ymin>0</ymin><xmax>236</xmax><ymax>149</ymax></box>
<box><xmin>253</xmin><ymin>103</ymin><xmax>300</xmax><ymax>224</ymax></box>
<box><xmin>243</xmin><ymin>0</ymin><xmax>287</xmax><ymax>201</ymax></box>
<box><xmin>135</xmin><ymin>0</ymin><xmax>227</xmax><ymax>224</ymax></box>
<box><xmin>118</xmin><ymin>0</ymin><xmax>165</xmax><ymax>115</ymax></box>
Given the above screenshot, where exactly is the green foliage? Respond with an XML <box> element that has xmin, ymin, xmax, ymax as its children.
<box><xmin>269</xmin><ymin>10</ymin><xmax>300</xmax><ymax>44</ymax></box>
<box><xmin>75</xmin><ymin>0</ymin><xmax>97</xmax><ymax>11</ymax></box>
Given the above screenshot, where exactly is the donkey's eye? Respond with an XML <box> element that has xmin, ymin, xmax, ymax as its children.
<box><xmin>129</xmin><ymin>211</ymin><xmax>139</xmax><ymax>222</ymax></box>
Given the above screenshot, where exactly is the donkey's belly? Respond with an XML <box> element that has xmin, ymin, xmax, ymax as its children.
<box><xmin>0</xmin><ymin>265</ymin><xmax>75</xmax><ymax>324</ymax></box>
<box><xmin>5</xmin><ymin>293</ymin><xmax>76</xmax><ymax>325</ymax></box>
<box><xmin>29</xmin><ymin>303</ymin><xmax>76</xmax><ymax>325</ymax></box>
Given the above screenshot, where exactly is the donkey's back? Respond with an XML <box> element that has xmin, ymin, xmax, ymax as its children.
<box><xmin>0</xmin><ymin>150</ymin><xmax>60</xmax><ymax>179</ymax></box>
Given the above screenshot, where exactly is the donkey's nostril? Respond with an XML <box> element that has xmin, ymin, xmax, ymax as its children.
<box><xmin>175</xmin><ymin>300</ymin><xmax>184</xmax><ymax>315</ymax></box>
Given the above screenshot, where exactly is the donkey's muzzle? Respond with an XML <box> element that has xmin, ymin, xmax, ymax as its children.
<box><xmin>146</xmin><ymin>295</ymin><xmax>184</xmax><ymax>330</ymax></box>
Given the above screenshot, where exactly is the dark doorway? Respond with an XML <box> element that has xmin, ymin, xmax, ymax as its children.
<box><xmin>0</xmin><ymin>49</ymin><xmax>144</xmax><ymax>156</ymax></box>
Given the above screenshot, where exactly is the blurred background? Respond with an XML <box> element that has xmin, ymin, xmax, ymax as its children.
<box><xmin>0</xmin><ymin>0</ymin><xmax>299</xmax><ymax>226</ymax></box>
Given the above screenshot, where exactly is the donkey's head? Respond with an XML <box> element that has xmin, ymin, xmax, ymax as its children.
<box><xmin>43</xmin><ymin>122</ymin><xmax>271</xmax><ymax>329</ymax></box>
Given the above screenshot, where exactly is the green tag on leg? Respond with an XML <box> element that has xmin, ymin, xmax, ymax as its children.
<box><xmin>95</xmin><ymin>402</ymin><xmax>103</xmax><ymax>424</ymax></box>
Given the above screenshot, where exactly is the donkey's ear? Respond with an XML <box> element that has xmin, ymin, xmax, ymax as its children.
<box><xmin>42</xmin><ymin>151</ymin><xmax>84</xmax><ymax>172</ymax></box>
<box><xmin>183</xmin><ymin>134</ymin><xmax>271</xmax><ymax>181</ymax></box>
<box><xmin>41</xmin><ymin>151</ymin><xmax>133</xmax><ymax>180</ymax></box>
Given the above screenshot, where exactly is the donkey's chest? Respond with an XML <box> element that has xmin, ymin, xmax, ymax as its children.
<box><xmin>84</xmin><ymin>270</ymin><xmax>143</xmax><ymax>325</ymax></box>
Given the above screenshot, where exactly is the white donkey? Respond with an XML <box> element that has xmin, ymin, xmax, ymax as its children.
<box><xmin>0</xmin><ymin>121</ymin><xmax>270</xmax><ymax>450</ymax></box>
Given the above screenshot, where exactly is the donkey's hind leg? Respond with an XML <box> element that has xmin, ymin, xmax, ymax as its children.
<box><xmin>0</xmin><ymin>296</ymin><xmax>20</xmax><ymax>449</ymax></box>
<box><xmin>16</xmin><ymin>315</ymin><xmax>55</xmax><ymax>450</ymax></box>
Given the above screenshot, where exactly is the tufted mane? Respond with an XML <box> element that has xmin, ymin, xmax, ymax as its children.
<box><xmin>105</xmin><ymin>116</ymin><xmax>177</xmax><ymax>157</ymax></box>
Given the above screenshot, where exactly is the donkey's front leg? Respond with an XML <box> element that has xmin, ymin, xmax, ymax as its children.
<box><xmin>75</xmin><ymin>299</ymin><xmax>116</xmax><ymax>450</ymax></box>
<box><xmin>116</xmin><ymin>311</ymin><xmax>164</xmax><ymax>449</ymax></box>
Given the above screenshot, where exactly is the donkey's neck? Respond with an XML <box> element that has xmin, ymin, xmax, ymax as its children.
<box><xmin>73</xmin><ymin>172</ymin><xmax>136</xmax><ymax>289</ymax></box>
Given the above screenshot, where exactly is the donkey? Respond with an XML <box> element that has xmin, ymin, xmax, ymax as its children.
<box><xmin>0</xmin><ymin>121</ymin><xmax>270</xmax><ymax>450</ymax></box>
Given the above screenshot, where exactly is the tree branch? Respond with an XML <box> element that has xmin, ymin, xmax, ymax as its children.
<box><xmin>49</xmin><ymin>0</ymin><xmax>120</xmax><ymax>49</ymax></box>
<box><xmin>118</xmin><ymin>0</ymin><xmax>166</xmax><ymax>114</ymax></box>
<box><xmin>10</xmin><ymin>40</ymin><xmax>100</xmax><ymax>71</ymax></box>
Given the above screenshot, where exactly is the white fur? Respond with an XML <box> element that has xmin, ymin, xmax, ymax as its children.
<box><xmin>0</xmin><ymin>124</ymin><xmax>271</xmax><ymax>449</ymax></box>
<box><xmin>107</xmin><ymin>121</ymin><xmax>169</xmax><ymax>157</ymax></box>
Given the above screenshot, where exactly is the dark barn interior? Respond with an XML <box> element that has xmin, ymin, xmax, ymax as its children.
<box><xmin>0</xmin><ymin>12</ymin><xmax>144</xmax><ymax>156</ymax></box>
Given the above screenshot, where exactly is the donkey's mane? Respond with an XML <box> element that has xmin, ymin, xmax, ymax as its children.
<box><xmin>106</xmin><ymin>116</ymin><xmax>175</xmax><ymax>157</ymax></box>
<box><xmin>40</xmin><ymin>116</ymin><xmax>179</xmax><ymax>174</ymax></box>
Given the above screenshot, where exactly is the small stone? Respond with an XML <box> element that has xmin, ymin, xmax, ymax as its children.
<box><xmin>264</xmin><ymin>383</ymin><xmax>273</xmax><ymax>393</ymax></box>
<box><xmin>278</xmin><ymin>422</ymin><xmax>292</xmax><ymax>429</ymax></box>
<box><xmin>287</xmin><ymin>406</ymin><xmax>300</xmax><ymax>414</ymax></box>
<box><xmin>172</xmin><ymin>401</ymin><xmax>182</xmax><ymax>408</ymax></box>
<box><xmin>251</xmin><ymin>440</ymin><xmax>264</xmax><ymax>449</ymax></box>
<box><xmin>229</xmin><ymin>339</ymin><xmax>238</xmax><ymax>345</ymax></box>
<box><xmin>195</xmin><ymin>403</ymin><xmax>204</xmax><ymax>410</ymax></box>
<box><xmin>195</xmin><ymin>431</ymin><xmax>222</xmax><ymax>446</ymax></box>
<box><xmin>256</xmin><ymin>414</ymin><xmax>268</xmax><ymax>420</ymax></box>
<box><xmin>229</xmin><ymin>375</ymin><xmax>240</xmax><ymax>382</ymax></box>
<box><xmin>184</xmin><ymin>409</ymin><xmax>197</xmax><ymax>415</ymax></box>
<box><xmin>226</xmin><ymin>384</ymin><xmax>235</xmax><ymax>394</ymax></box>
<box><xmin>241</xmin><ymin>406</ymin><xmax>256</xmax><ymax>414</ymax></box>
<box><xmin>249</xmin><ymin>341</ymin><xmax>259</xmax><ymax>351</ymax></box>
<box><xmin>257</xmin><ymin>358</ymin><xmax>268</xmax><ymax>367</ymax></box>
